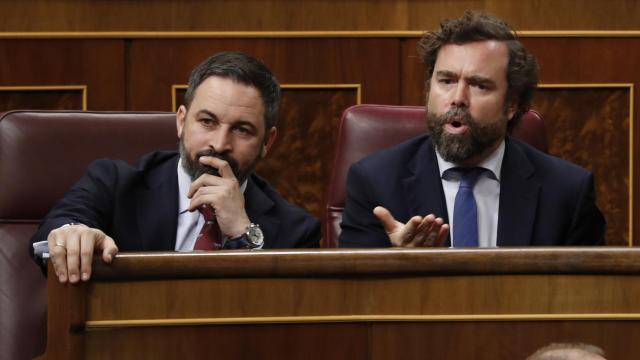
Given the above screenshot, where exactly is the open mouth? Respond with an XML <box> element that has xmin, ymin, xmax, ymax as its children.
<box><xmin>450</xmin><ymin>120</ymin><xmax>463</xmax><ymax>128</ymax></box>
<box><xmin>443</xmin><ymin>117</ymin><xmax>470</xmax><ymax>135</ymax></box>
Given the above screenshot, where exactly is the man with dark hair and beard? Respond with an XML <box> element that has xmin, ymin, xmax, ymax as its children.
<box><xmin>32</xmin><ymin>52</ymin><xmax>320</xmax><ymax>284</ymax></box>
<box><xmin>339</xmin><ymin>11</ymin><xmax>605</xmax><ymax>248</ymax></box>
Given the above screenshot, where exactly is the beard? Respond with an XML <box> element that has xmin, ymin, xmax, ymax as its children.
<box><xmin>179</xmin><ymin>133</ymin><xmax>261</xmax><ymax>184</ymax></box>
<box><xmin>427</xmin><ymin>107</ymin><xmax>507</xmax><ymax>163</ymax></box>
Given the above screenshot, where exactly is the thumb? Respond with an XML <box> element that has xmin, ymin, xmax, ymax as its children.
<box><xmin>373</xmin><ymin>206</ymin><xmax>399</xmax><ymax>234</ymax></box>
<box><xmin>96</xmin><ymin>234</ymin><xmax>118</xmax><ymax>263</ymax></box>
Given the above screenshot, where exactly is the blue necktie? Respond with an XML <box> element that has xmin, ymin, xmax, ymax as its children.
<box><xmin>453</xmin><ymin>167</ymin><xmax>485</xmax><ymax>247</ymax></box>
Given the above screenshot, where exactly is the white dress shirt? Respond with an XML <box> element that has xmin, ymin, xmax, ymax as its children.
<box><xmin>174</xmin><ymin>158</ymin><xmax>247</xmax><ymax>251</ymax></box>
<box><xmin>435</xmin><ymin>140</ymin><xmax>505</xmax><ymax>247</ymax></box>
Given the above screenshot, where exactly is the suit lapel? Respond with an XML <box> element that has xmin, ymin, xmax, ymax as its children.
<box><xmin>244</xmin><ymin>176</ymin><xmax>279</xmax><ymax>247</ymax></box>
<box><xmin>136</xmin><ymin>155</ymin><xmax>179</xmax><ymax>250</ymax></box>
<box><xmin>497</xmin><ymin>139</ymin><xmax>540</xmax><ymax>246</ymax></box>
<box><xmin>402</xmin><ymin>137</ymin><xmax>450</xmax><ymax>245</ymax></box>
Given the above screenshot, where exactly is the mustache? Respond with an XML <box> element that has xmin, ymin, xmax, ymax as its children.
<box><xmin>440</xmin><ymin>107</ymin><xmax>475</xmax><ymax>125</ymax></box>
<box><xmin>193</xmin><ymin>149</ymin><xmax>239</xmax><ymax>178</ymax></box>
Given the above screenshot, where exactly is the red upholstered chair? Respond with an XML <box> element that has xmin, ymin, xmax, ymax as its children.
<box><xmin>0</xmin><ymin>110</ymin><xmax>177</xmax><ymax>359</ymax></box>
<box><xmin>323</xmin><ymin>104</ymin><xmax>547</xmax><ymax>248</ymax></box>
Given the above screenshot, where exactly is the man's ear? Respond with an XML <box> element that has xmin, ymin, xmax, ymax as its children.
<box><xmin>176</xmin><ymin>105</ymin><xmax>187</xmax><ymax>139</ymax></box>
<box><xmin>424</xmin><ymin>79</ymin><xmax>432</xmax><ymax>100</ymax></box>
<box><xmin>261</xmin><ymin>127</ymin><xmax>278</xmax><ymax>158</ymax></box>
<box><xmin>507</xmin><ymin>97</ymin><xmax>518</xmax><ymax>121</ymax></box>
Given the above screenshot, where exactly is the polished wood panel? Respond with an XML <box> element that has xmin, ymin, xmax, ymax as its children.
<box><xmin>84</xmin><ymin>324</ymin><xmax>368</xmax><ymax>360</ymax></box>
<box><xmin>256</xmin><ymin>86</ymin><xmax>359</xmax><ymax>218</ymax></box>
<box><xmin>84</xmin><ymin>274</ymin><xmax>640</xmax><ymax>321</ymax></box>
<box><xmin>400</xmin><ymin>39</ymin><xmax>425</xmax><ymax>106</ymax></box>
<box><xmin>520</xmin><ymin>38</ymin><xmax>640</xmax><ymax>246</ymax></box>
<box><xmin>533</xmin><ymin>87</ymin><xmax>631</xmax><ymax>245</ymax></box>
<box><xmin>0</xmin><ymin>39</ymin><xmax>125</xmax><ymax>110</ymax></box>
<box><xmin>371</xmin><ymin>321</ymin><xmax>637</xmax><ymax>360</ymax></box>
<box><xmin>0</xmin><ymin>87</ymin><xmax>85</xmax><ymax>112</ymax></box>
<box><xmin>43</xmin><ymin>249</ymin><xmax>640</xmax><ymax>359</ymax></box>
<box><xmin>407</xmin><ymin>1</ymin><xmax>640</xmax><ymax>31</ymax></box>
<box><xmin>128</xmin><ymin>38</ymin><xmax>399</xmax><ymax>111</ymax></box>
<box><xmin>1</xmin><ymin>1</ymin><xmax>638</xmax><ymax>31</ymax></box>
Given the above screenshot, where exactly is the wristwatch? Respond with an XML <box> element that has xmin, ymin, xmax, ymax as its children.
<box><xmin>225</xmin><ymin>223</ymin><xmax>264</xmax><ymax>249</ymax></box>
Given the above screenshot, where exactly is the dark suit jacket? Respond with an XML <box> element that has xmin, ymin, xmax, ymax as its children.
<box><xmin>339</xmin><ymin>135</ymin><xmax>605</xmax><ymax>247</ymax></box>
<box><xmin>31</xmin><ymin>151</ymin><xmax>320</xmax><ymax>251</ymax></box>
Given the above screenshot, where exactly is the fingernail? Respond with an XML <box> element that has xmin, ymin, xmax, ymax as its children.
<box><xmin>58</xmin><ymin>274</ymin><xmax>66</xmax><ymax>283</ymax></box>
<box><xmin>81</xmin><ymin>273</ymin><xmax>90</xmax><ymax>281</ymax></box>
<box><xmin>69</xmin><ymin>274</ymin><xmax>78</xmax><ymax>282</ymax></box>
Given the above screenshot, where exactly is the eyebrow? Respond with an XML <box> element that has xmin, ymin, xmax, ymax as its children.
<box><xmin>435</xmin><ymin>71</ymin><xmax>497</xmax><ymax>87</ymax></box>
<box><xmin>435</xmin><ymin>70</ymin><xmax>458</xmax><ymax>78</ymax></box>
<box><xmin>195</xmin><ymin>109</ymin><xmax>218</xmax><ymax>120</ymax></box>
<box><xmin>466</xmin><ymin>75</ymin><xmax>497</xmax><ymax>87</ymax></box>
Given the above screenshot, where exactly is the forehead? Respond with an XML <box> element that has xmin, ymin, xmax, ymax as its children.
<box><xmin>433</xmin><ymin>40</ymin><xmax>509</xmax><ymax>82</ymax></box>
<box><xmin>190</xmin><ymin>76</ymin><xmax>265</xmax><ymax>126</ymax></box>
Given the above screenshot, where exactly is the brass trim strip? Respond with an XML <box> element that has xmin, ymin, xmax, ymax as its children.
<box><xmin>172</xmin><ymin>83</ymin><xmax>362</xmax><ymax>111</ymax></box>
<box><xmin>520</xmin><ymin>31</ymin><xmax>640</xmax><ymax>38</ymax></box>
<box><xmin>538</xmin><ymin>83</ymin><xmax>635</xmax><ymax>88</ymax></box>
<box><xmin>538</xmin><ymin>83</ymin><xmax>634</xmax><ymax>245</ymax></box>
<box><xmin>1</xmin><ymin>30</ymin><xmax>639</xmax><ymax>39</ymax></box>
<box><xmin>85</xmin><ymin>313</ymin><xmax>640</xmax><ymax>329</ymax></box>
<box><xmin>171</xmin><ymin>84</ymin><xmax>186</xmax><ymax>112</ymax></box>
<box><xmin>0</xmin><ymin>85</ymin><xmax>88</xmax><ymax>110</ymax></box>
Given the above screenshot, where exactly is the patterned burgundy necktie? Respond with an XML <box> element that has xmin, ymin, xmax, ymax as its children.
<box><xmin>194</xmin><ymin>205</ymin><xmax>222</xmax><ymax>250</ymax></box>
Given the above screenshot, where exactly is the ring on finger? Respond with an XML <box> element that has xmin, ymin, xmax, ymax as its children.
<box><xmin>54</xmin><ymin>242</ymin><xmax>66</xmax><ymax>250</ymax></box>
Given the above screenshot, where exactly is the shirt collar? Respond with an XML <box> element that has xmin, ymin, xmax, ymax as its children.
<box><xmin>435</xmin><ymin>139</ymin><xmax>505</xmax><ymax>181</ymax></box>
<box><xmin>177</xmin><ymin>158</ymin><xmax>248</xmax><ymax>214</ymax></box>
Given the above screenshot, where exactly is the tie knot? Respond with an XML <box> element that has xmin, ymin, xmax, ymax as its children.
<box><xmin>457</xmin><ymin>167</ymin><xmax>485</xmax><ymax>189</ymax></box>
<box><xmin>198</xmin><ymin>205</ymin><xmax>216</xmax><ymax>222</ymax></box>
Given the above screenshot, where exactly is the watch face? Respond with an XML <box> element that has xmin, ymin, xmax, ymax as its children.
<box><xmin>247</xmin><ymin>224</ymin><xmax>264</xmax><ymax>246</ymax></box>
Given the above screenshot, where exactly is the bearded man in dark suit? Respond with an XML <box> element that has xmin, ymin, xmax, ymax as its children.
<box><xmin>33</xmin><ymin>52</ymin><xmax>321</xmax><ymax>284</ymax></box>
<box><xmin>339</xmin><ymin>12</ymin><xmax>605</xmax><ymax>248</ymax></box>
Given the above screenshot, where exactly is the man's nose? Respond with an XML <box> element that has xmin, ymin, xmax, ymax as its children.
<box><xmin>209</xmin><ymin>127</ymin><xmax>233</xmax><ymax>153</ymax></box>
<box><xmin>451</xmin><ymin>83</ymin><xmax>469</xmax><ymax>108</ymax></box>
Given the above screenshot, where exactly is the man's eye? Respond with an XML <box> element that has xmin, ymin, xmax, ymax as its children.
<box><xmin>200</xmin><ymin>118</ymin><xmax>213</xmax><ymax>125</ymax></box>
<box><xmin>439</xmin><ymin>79</ymin><xmax>453</xmax><ymax>84</ymax></box>
<box><xmin>236</xmin><ymin>127</ymin><xmax>252</xmax><ymax>135</ymax></box>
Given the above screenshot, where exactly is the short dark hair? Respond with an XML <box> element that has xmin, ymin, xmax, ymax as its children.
<box><xmin>418</xmin><ymin>11</ymin><xmax>539</xmax><ymax>130</ymax></box>
<box><xmin>184</xmin><ymin>51</ymin><xmax>281</xmax><ymax>130</ymax></box>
